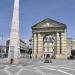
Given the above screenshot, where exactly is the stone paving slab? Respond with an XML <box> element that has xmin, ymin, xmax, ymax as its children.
<box><xmin>7</xmin><ymin>65</ymin><xmax>21</xmax><ymax>75</ymax></box>
<box><xmin>0</xmin><ymin>59</ymin><xmax>75</xmax><ymax>75</ymax></box>
<box><xmin>0</xmin><ymin>70</ymin><xmax>8</xmax><ymax>75</ymax></box>
<box><xmin>19</xmin><ymin>70</ymin><xmax>41</xmax><ymax>75</ymax></box>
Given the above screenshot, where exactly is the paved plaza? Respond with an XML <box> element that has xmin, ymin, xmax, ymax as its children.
<box><xmin>0</xmin><ymin>59</ymin><xmax>75</xmax><ymax>75</ymax></box>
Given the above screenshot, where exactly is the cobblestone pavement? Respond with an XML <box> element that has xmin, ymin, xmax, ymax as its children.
<box><xmin>0</xmin><ymin>59</ymin><xmax>75</xmax><ymax>75</ymax></box>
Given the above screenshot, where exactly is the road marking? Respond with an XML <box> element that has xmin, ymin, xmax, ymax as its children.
<box><xmin>33</xmin><ymin>67</ymin><xmax>46</xmax><ymax>75</ymax></box>
<box><xmin>3</xmin><ymin>65</ymin><xmax>23</xmax><ymax>75</ymax></box>
<box><xmin>40</xmin><ymin>66</ymin><xmax>73</xmax><ymax>75</ymax></box>
<box><xmin>3</xmin><ymin>65</ymin><xmax>14</xmax><ymax>75</ymax></box>
<box><xmin>4</xmin><ymin>69</ymin><xmax>13</xmax><ymax>75</ymax></box>
<box><xmin>15</xmin><ymin>68</ymin><xmax>23</xmax><ymax>75</ymax></box>
<box><xmin>23</xmin><ymin>67</ymin><xmax>42</xmax><ymax>74</ymax></box>
<box><xmin>46</xmin><ymin>65</ymin><xmax>75</xmax><ymax>71</ymax></box>
<box><xmin>4</xmin><ymin>65</ymin><xmax>10</xmax><ymax>70</ymax></box>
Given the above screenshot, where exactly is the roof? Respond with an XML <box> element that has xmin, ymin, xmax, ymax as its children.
<box><xmin>32</xmin><ymin>18</ymin><xmax>67</xmax><ymax>29</ymax></box>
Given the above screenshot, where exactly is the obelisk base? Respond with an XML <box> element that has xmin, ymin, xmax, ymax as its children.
<box><xmin>7</xmin><ymin>58</ymin><xmax>20</xmax><ymax>64</ymax></box>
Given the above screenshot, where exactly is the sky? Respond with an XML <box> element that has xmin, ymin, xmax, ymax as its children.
<box><xmin>0</xmin><ymin>0</ymin><xmax>75</xmax><ymax>44</ymax></box>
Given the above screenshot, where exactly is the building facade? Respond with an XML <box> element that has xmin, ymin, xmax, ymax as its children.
<box><xmin>32</xmin><ymin>18</ymin><xmax>68</xmax><ymax>59</ymax></box>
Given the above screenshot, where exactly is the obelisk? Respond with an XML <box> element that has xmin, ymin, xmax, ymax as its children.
<box><xmin>8</xmin><ymin>0</ymin><xmax>20</xmax><ymax>64</ymax></box>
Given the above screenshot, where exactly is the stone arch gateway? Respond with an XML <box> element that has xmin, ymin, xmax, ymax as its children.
<box><xmin>43</xmin><ymin>34</ymin><xmax>55</xmax><ymax>59</ymax></box>
<box><xmin>32</xmin><ymin>18</ymin><xmax>68</xmax><ymax>59</ymax></box>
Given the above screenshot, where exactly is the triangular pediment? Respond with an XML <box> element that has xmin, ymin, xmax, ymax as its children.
<box><xmin>32</xmin><ymin>18</ymin><xmax>66</xmax><ymax>29</ymax></box>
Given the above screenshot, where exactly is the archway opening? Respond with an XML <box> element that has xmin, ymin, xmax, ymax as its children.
<box><xmin>43</xmin><ymin>34</ymin><xmax>55</xmax><ymax>59</ymax></box>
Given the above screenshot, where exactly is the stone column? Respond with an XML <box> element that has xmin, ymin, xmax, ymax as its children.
<box><xmin>57</xmin><ymin>32</ymin><xmax>60</xmax><ymax>54</ymax></box>
<box><xmin>37</xmin><ymin>33</ymin><xmax>43</xmax><ymax>59</ymax></box>
<box><xmin>61</xmin><ymin>30</ymin><xmax>67</xmax><ymax>56</ymax></box>
<box><xmin>56</xmin><ymin>32</ymin><xmax>60</xmax><ymax>58</ymax></box>
<box><xmin>32</xmin><ymin>33</ymin><xmax>38</xmax><ymax>59</ymax></box>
